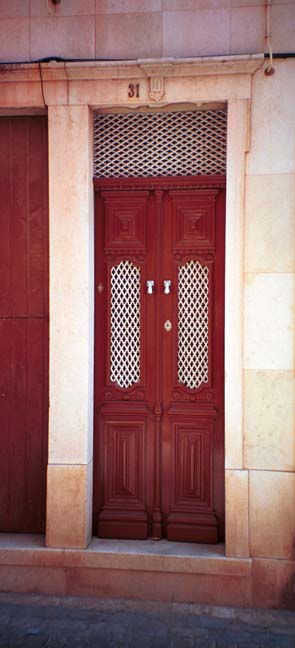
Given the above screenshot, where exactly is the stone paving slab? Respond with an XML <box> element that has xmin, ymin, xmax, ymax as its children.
<box><xmin>0</xmin><ymin>593</ymin><xmax>294</xmax><ymax>647</ymax></box>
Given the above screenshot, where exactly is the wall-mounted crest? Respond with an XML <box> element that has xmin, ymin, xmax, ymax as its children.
<box><xmin>149</xmin><ymin>76</ymin><xmax>165</xmax><ymax>102</ymax></box>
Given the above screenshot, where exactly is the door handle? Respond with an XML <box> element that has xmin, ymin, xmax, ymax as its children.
<box><xmin>147</xmin><ymin>280</ymin><xmax>155</xmax><ymax>295</ymax></box>
<box><xmin>163</xmin><ymin>280</ymin><xmax>171</xmax><ymax>295</ymax></box>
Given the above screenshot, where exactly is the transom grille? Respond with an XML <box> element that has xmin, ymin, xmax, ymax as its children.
<box><xmin>110</xmin><ymin>261</ymin><xmax>141</xmax><ymax>389</ymax></box>
<box><xmin>178</xmin><ymin>260</ymin><xmax>209</xmax><ymax>390</ymax></box>
<box><xmin>94</xmin><ymin>110</ymin><xmax>227</xmax><ymax>178</ymax></box>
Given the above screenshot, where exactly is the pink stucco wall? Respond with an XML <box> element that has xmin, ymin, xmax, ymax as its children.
<box><xmin>0</xmin><ymin>0</ymin><xmax>294</xmax><ymax>63</ymax></box>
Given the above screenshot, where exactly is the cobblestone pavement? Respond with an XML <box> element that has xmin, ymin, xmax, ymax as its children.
<box><xmin>0</xmin><ymin>593</ymin><xmax>294</xmax><ymax>648</ymax></box>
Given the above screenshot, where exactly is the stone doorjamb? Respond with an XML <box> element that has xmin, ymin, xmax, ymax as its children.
<box><xmin>0</xmin><ymin>55</ymin><xmax>264</xmax><ymax>553</ymax></box>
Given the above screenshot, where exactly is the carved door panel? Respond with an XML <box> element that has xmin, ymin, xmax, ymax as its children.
<box><xmin>94</xmin><ymin>178</ymin><xmax>225</xmax><ymax>542</ymax></box>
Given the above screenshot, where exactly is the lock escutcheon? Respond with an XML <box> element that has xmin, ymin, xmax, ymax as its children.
<box><xmin>164</xmin><ymin>319</ymin><xmax>172</xmax><ymax>332</ymax></box>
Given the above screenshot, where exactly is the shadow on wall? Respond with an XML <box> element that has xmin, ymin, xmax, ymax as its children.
<box><xmin>281</xmin><ymin>537</ymin><xmax>295</xmax><ymax>609</ymax></box>
<box><xmin>281</xmin><ymin>574</ymin><xmax>295</xmax><ymax>610</ymax></box>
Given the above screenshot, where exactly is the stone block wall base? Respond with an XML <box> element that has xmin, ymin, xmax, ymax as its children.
<box><xmin>46</xmin><ymin>462</ymin><xmax>93</xmax><ymax>549</ymax></box>
<box><xmin>0</xmin><ymin>537</ymin><xmax>294</xmax><ymax>609</ymax></box>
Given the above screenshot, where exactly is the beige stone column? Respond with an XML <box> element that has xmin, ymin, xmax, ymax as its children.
<box><xmin>46</xmin><ymin>105</ymin><xmax>94</xmax><ymax>549</ymax></box>
<box><xmin>225</xmin><ymin>99</ymin><xmax>250</xmax><ymax>557</ymax></box>
<box><xmin>243</xmin><ymin>62</ymin><xmax>295</xmax><ymax>561</ymax></box>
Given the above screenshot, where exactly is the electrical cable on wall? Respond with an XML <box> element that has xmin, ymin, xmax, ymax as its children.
<box><xmin>1</xmin><ymin>54</ymin><xmax>295</xmax><ymax>68</ymax></box>
<box><xmin>38</xmin><ymin>62</ymin><xmax>47</xmax><ymax>108</ymax></box>
<box><xmin>265</xmin><ymin>0</ymin><xmax>275</xmax><ymax>75</ymax></box>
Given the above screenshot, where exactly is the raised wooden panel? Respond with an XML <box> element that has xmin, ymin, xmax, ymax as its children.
<box><xmin>170</xmin><ymin>190</ymin><xmax>217</xmax><ymax>254</ymax></box>
<box><xmin>97</xmin><ymin>415</ymin><xmax>148</xmax><ymax>539</ymax></box>
<box><xmin>103</xmin><ymin>191</ymin><xmax>148</xmax><ymax>254</ymax></box>
<box><xmin>173</xmin><ymin>422</ymin><xmax>212</xmax><ymax>508</ymax></box>
<box><xmin>166</xmin><ymin>412</ymin><xmax>218</xmax><ymax>543</ymax></box>
<box><xmin>104</xmin><ymin>421</ymin><xmax>145</xmax><ymax>507</ymax></box>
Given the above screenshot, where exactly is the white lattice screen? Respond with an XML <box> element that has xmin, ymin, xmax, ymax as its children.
<box><xmin>110</xmin><ymin>261</ymin><xmax>141</xmax><ymax>389</ymax></box>
<box><xmin>94</xmin><ymin>110</ymin><xmax>227</xmax><ymax>178</ymax></box>
<box><xmin>178</xmin><ymin>260</ymin><xmax>209</xmax><ymax>390</ymax></box>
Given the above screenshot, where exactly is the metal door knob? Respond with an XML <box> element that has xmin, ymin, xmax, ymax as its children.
<box><xmin>164</xmin><ymin>280</ymin><xmax>171</xmax><ymax>294</ymax></box>
<box><xmin>147</xmin><ymin>280</ymin><xmax>155</xmax><ymax>295</ymax></box>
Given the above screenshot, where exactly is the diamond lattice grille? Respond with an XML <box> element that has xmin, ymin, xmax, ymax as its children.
<box><xmin>178</xmin><ymin>260</ymin><xmax>209</xmax><ymax>390</ymax></box>
<box><xmin>94</xmin><ymin>110</ymin><xmax>227</xmax><ymax>178</ymax></box>
<box><xmin>110</xmin><ymin>260</ymin><xmax>141</xmax><ymax>389</ymax></box>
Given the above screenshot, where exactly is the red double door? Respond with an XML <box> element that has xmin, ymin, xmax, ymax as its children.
<box><xmin>94</xmin><ymin>177</ymin><xmax>225</xmax><ymax>543</ymax></box>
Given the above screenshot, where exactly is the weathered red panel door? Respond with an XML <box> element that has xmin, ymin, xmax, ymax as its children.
<box><xmin>94</xmin><ymin>177</ymin><xmax>225</xmax><ymax>542</ymax></box>
<box><xmin>0</xmin><ymin>117</ymin><xmax>48</xmax><ymax>533</ymax></box>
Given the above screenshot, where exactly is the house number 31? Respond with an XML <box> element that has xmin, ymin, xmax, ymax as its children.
<box><xmin>128</xmin><ymin>83</ymin><xmax>140</xmax><ymax>98</ymax></box>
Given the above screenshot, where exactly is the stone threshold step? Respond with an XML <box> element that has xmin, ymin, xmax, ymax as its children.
<box><xmin>0</xmin><ymin>534</ymin><xmax>251</xmax><ymax>577</ymax></box>
<box><xmin>0</xmin><ymin>534</ymin><xmax>293</xmax><ymax>609</ymax></box>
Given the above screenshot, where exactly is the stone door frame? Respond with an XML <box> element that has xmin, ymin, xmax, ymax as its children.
<box><xmin>0</xmin><ymin>54</ymin><xmax>264</xmax><ymax>554</ymax></box>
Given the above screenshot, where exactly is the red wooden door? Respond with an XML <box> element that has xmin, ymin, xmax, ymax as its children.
<box><xmin>0</xmin><ymin>117</ymin><xmax>48</xmax><ymax>533</ymax></box>
<box><xmin>94</xmin><ymin>177</ymin><xmax>225</xmax><ymax>542</ymax></box>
